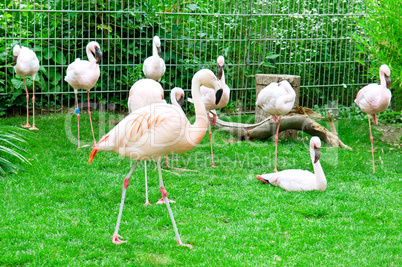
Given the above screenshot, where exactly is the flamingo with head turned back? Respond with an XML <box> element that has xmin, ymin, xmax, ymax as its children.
<box><xmin>354</xmin><ymin>64</ymin><xmax>392</xmax><ymax>173</ymax></box>
<box><xmin>65</xmin><ymin>41</ymin><xmax>103</xmax><ymax>148</ymax></box>
<box><xmin>13</xmin><ymin>45</ymin><xmax>40</xmax><ymax>130</ymax></box>
<box><xmin>189</xmin><ymin>56</ymin><xmax>230</xmax><ymax>166</ymax></box>
<box><xmin>143</xmin><ymin>36</ymin><xmax>166</xmax><ymax>82</ymax></box>
<box><xmin>256</xmin><ymin>80</ymin><xmax>296</xmax><ymax>172</ymax></box>
<box><xmin>88</xmin><ymin>69</ymin><xmax>223</xmax><ymax>246</ymax></box>
<box><xmin>256</xmin><ymin>136</ymin><xmax>326</xmax><ymax>192</ymax></box>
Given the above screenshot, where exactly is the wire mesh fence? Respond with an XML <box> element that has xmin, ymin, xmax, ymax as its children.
<box><xmin>1</xmin><ymin>0</ymin><xmax>370</xmax><ymax>116</ymax></box>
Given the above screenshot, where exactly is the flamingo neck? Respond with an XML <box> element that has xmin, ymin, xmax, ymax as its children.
<box><xmin>283</xmin><ymin>86</ymin><xmax>296</xmax><ymax>103</ymax></box>
<box><xmin>153</xmin><ymin>42</ymin><xmax>159</xmax><ymax>57</ymax></box>
<box><xmin>189</xmin><ymin>78</ymin><xmax>208</xmax><ymax>143</ymax></box>
<box><xmin>170</xmin><ymin>91</ymin><xmax>178</xmax><ymax>106</ymax></box>
<box><xmin>86</xmin><ymin>46</ymin><xmax>96</xmax><ymax>64</ymax></box>
<box><xmin>310</xmin><ymin>146</ymin><xmax>326</xmax><ymax>191</ymax></box>
<box><xmin>220</xmin><ymin>70</ymin><xmax>226</xmax><ymax>86</ymax></box>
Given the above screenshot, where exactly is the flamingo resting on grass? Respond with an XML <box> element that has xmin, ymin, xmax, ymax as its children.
<box><xmin>65</xmin><ymin>41</ymin><xmax>102</xmax><ymax>148</ymax></box>
<box><xmin>256</xmin><ymin>136</ymin><xmax>326</xmax><ymax>192</ymax></box>
<box><xmin>13</xmin><ymin>45</ymin><xmax>40</xmax><ymax>130</ymax></box>
<box><xmin>189</xmin><ymin>56</ymin><xmax>229</xmax><ymax>166</ymax></box>
<box><xmin>88</xmin><ymin>69</ymin><xmax>223</xmax><ymax>246</ymax></box>
<box><xmin>354</xmin><ymin>64</ymin><xmax>392</xmax><ymax>173</ymax></box>
<box><xmin>143</xmin><ymin>36</ymin><xmax>165</xmax><ymax>82</ymax></box>
<box><xmin>256</xmin><ymin>80</ymin><xmax>296</xmax><ymax>172</ymax></box>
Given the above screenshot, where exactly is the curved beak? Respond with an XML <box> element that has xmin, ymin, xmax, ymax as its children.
<box><xmin>218</xmin><ymin>65</ymin><xmax>223</xmax><ymax>80</ymax></box>
<box><xmin>384</xmin><ymin>74</ymin><xmax>391</xmax><ymax>88</ymax></box>
<box><xmin>177</xmin><ymin>95</ymin><xmax>184</xmax><ymax>107</ymax></box>
<box><xmin>88</xmin><ymin>148</ymin><xmax>98</xmax><ymax>165</ymax></box>
<box><xmin>95</xmin><ymin>47</ymin><xmax>103</xmax><ymax>63</ymax></box>
<box><xmin>157</xmin><ymin>47</ymin><xmax>162</xmax><ymax>57</ymax></box>
<box><xmin>215</xmin><ymin>88</ymin><xmax>223</xmax><ymax>105</ymax></box>
<box><xmin>314</xmin><ymin>146</ymin><xmax>321</xmax><ymax>163</ymax></box>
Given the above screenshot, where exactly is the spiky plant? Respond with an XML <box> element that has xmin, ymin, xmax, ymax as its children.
<box><xmin>0</xmin><ymin>126</ymin><xmax>30</xmax><ymax>175</ymax></box>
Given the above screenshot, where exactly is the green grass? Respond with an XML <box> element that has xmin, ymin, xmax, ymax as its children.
<box><xmin>0</xmin><ymin>112</ymin><xmax>401</xmax><ymax>266</ymax></box>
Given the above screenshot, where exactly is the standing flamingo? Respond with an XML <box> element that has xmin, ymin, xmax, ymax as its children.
<box><xmin>88</xmin><ymin>69</ymin><xmax>222</xmax><ymax>246</ymax></box>
<box><xmin>256</xmin><ymin>136</ymin><xmax>326</xmax><ymax>192</ymax></box>
<box><xmin>13</xmin><ymin>45</ymin><xmax>40</xmax><ymax>130</ymax></box>
<box><xmin>189</xmin><ymin>56</ymin><xmax>230</xmax><ymax>166</ymax></box>
<box><xmin>354</xmin><ymin>64</ymin><xmax>392</xmax><ymax>173</ymax></box>
<box><xmin>143</xmin><ymin>36</ymin><xmax>165</xmax><ymax>82</ymax></box>
<box><xmin>256</xmin><ymin>80</ymin><xmax>296</xmax><ymax>172</ymax></box>
<box><xmin>65</xmin><ymin>41</ymin><xmax>102</xmax><ymax>148</ymax></box>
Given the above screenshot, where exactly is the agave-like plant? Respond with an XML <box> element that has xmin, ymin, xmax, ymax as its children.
<box><xmin>0</xmin><ymin>126</ymin><xmax>31</xmax><ymax>175</ymax></box>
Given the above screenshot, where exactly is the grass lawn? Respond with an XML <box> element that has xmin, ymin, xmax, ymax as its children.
<box><xmin>0</xmin><ymin>111</ymin><xmax>401</xmax><ymax>266</ymax></box>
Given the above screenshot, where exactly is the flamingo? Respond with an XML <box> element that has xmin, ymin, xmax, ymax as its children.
<box><xmin>354</xmin><ymin>64</ymin><xmax>392</xmax><ymax>173</ymax></box>
<box><xmin>189</xmin><ymin>56</ymin><xmax>230</xmax><ymax>166</ymax></box>
<box><xmin>256</xmin><ymin>80</ymin><xmax>296</xmax><ymax>172</ymax></box>
<box><xmin>256</xmin><ymin>136</ymin><xmax>326</xmax><ymax>192</ymax></box>
<box><xmin>127</xmin><ymin>80</ymin><xmax>184</xmax><ymax>205</ymax></box>
<box><xmin>88</xmin><ymin>69</ymin><xmax>223</xmax><ymax>246</ymax></box>
<box><xmin>13</xmin><ymin>45</ymin><xmax>40</xmax><ymax>130</ymax></box>
<box><xmin>65</xmin><ymin>41</ymin><xmax>103</xmax><ymax>148</ymax></box>
<box><xmin>143</xmin><ymin>36</ymin><xmax>165</xmax><ymax>82</ymax></box>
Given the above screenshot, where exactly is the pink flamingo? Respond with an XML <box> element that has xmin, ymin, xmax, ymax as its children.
<box><xmin>256</xmin><ymin>80</ymin><xmax>296</xmax><ymax>172</ymax></box>
<box><xmin>143</xmin><ymin>36</ymin><xmax>165</xmax><ymax>82</ymax></box>
<box><xmin>13</xmin><ymin>45</ymin><xmax>40</xmax><ymax>130</ymax></box>
<box><xmin>354</xmin><ymin>64</ymin><xmax>392</xmax><ymax>173</ymax></box>
<box><xmin>189</xmin><ymin>56</ymin><xmax>229</xmax><ymax>166</ymax></box>
<box><xmin>257</xmin><ymin>136</ymin><xmax>327</xmax><ymax>191</ymax></box>
<box><xmin>128</xmin><ymin>80</ymin><xmax>184</xmax><ymax>205</ymax></box>
<box><xmin>65</xmin><ymin>41</ymin><xmax>103</xmax><ymax>148</ymax></box>
<box><xmin>88</xmin><ymin>69</ymin><xmax>222</xmax><ymax>246</ymax></box>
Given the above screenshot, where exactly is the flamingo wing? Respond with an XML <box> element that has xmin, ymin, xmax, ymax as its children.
<box><xmin>258</xmin><ymin>169</ymin><xmax>316</xmax><ymax>191</ymax></box>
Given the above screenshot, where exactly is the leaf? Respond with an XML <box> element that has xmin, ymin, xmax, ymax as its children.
<box><xmin>55</xmin><ymin>51</ymin><xmax>66</xmax><ymax>65</ymax></box>
<box><xmin>11</xmin><ymin>78</ymin><xmax>24</xmax><ymax>90</ymax></box>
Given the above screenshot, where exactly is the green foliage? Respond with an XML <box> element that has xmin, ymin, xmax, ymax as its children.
<box><xmin>0</xmin><ymin>126</ymin><xmax>30</xmax><ymax>175</ymax></box>
<box><xmin>0</xmin><ymin>0</ymin><xmax>373</xmax><ymax>114</ymax></box>
<box><xmin>353</xmin><ymin>0</ymin><xmax>402</xmax><ymax>110</ymax></box>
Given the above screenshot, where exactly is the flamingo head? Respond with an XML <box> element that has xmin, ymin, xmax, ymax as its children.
<box><xmin>87</xmin><ymin>41</ymin><xmax>102</xmax><ymax>63</ymax></box>
<box><xmin>153</xmin><ymin>36</ymin><xmax>162</xmax><ymax>57</ymax></box>
<box><xmin>12</xmin><ymin>45</ymin><xmax>21</xmax><ymax>65</ymax></box>
<box><xmin>380</xmin><ymin>64</ymin><xmax>391</xmax><ymax>88</ymax></box>
<box><xmin>217</xmin><ymin>56</ymin><xmax>225</xmax><ymax>80</ymax></box>
<box><xmin>172</xmin><ymin>87</ymin><xmax>185</xmax><ymax>107</ymax></box>
<box><xmin>194</xmin><ymin>69</ymin><xmax>223</xmax><ymax>105</ymax></box>
<box><xmin>310</xmin><ymin>136</ymin><xmax>321</xmax><ymax>163</ymax></box>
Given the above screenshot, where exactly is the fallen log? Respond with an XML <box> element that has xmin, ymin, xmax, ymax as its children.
<box><xmin>214</xmin><ymin>107</ymin><xmax>352</xmax><ymax>150</ymax></box>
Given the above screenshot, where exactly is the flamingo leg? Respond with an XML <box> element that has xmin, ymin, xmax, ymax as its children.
<box><xmin>144</xmin><ymin>161</ymin><xmax>150</xmax><ymax>206</ymax></box>
<box><xmin>157</xmin><ymin>160</ymin><xmax>192</xmax><ymax>249</ymax></box>
<box><xmin>112</xmin><ymin>161</ymin><xmax>139</xmax><ymax>245</ymax></box>
<box><xmin>29</xmin><ymin>79</ymin><xmax>39</xmax><ymax>130</ymax></box>
<box><xmin>74</xmin><ymin>90</ymin><xmax>81</xmax><ymax>148</ymax></box>
<box><xmin>368</xmin><ymin>115</ymin><xmax>375</xmax><ymax>173</ymax></box>
<box><xmin>165</xmin><ymin>154</ymin><xmax>194</xmax><ymax>172</ymax></box>
<box><xmin>208</xmin><ymin>119</ymin><xmax>215</xmax><ymax>167</ymax></box>
<box><xmin>22</xmin><ymin>78</ymin><xmax>31</xmax><ymax>128</ymax></box>
<box><xmin>274</xmin><ymin>117</ymin><xmax>281</xmax><ymax>172</ymax></box>
<box><xmin>87</xmin><ymin>90</ymin><xmax>96</xmax><ymax>145</ymax></box>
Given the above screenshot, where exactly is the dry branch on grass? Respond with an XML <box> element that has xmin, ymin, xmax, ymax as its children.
<box><xmin>214</xmin><ymin>106</ymin><xmax>352</xmax><ymax>150</ymax></box>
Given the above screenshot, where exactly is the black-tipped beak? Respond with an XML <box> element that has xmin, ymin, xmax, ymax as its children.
<box><xmin>314</xmin><ymin>146</ymin><xmax>321</xmax><ymax>163</ymax></box>
<box><xmin>384</xmin><ymin>74</ymin><xmax>391</xmax><ymax>88</ymax></box>
<box><xmin>177</xmin><ymin>95</ymin><xmax>184</xmax><ymax>107</ymax></box>
<box><xmin>12</xmin><ymin>55</ymin><xmax>17</xmax><ymax>65</ymax></box>
<box><xmin>157</xmin><ymin>47</ymin><xmax>162</xmax><ymax>57</ymax></box>
<box><xmin>215</xmin><ymin>88</ymin><xmax>223</xmax><ymax>105</ymax></box>
<box><xmin>95</xmin><ymin>47</ymin><xmax>102</xmax><ymax>63</ymax></box>
<box><xmin>218</xmin><ymin>65</ymin><xmax>223</xmax><ymax>80</ymax></box>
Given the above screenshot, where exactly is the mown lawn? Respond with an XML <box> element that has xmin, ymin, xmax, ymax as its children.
<box><xmin>0</xmin><ymin>111</ymin><xmax>401</xmax><ymax>266</ymax></box>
